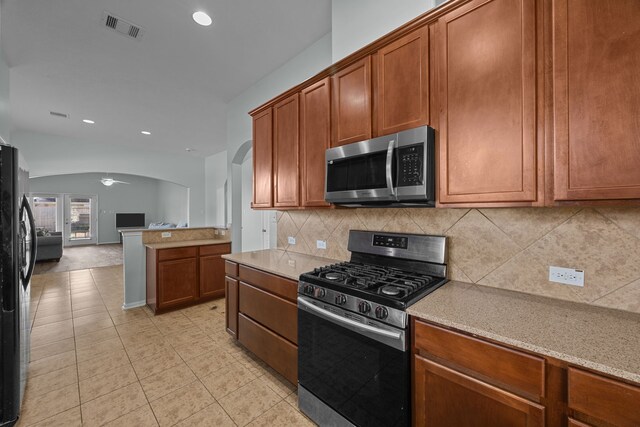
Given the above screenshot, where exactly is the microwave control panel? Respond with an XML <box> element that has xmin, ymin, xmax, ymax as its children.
<box><xmin>398</xmin><ymin>144</ymin><xmax>424</xmax><ymax>187</ymax></box>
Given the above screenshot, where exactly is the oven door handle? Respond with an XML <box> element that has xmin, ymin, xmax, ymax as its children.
<box><xmin>298</xmin><ymin>296</ymin><xmax>406</xmax><ymax>351</ymax></box>
<box><xmin>385</xmin><ymin>139</ymin><xmax>396</xmax><ymax>197</ymax></box>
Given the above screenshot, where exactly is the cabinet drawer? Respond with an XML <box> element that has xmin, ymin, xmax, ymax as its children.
<box><xmin>239</xmin><ymin>282</ymin><xmax>297</xmax><ymax>344</ymax></box>
<box><xmin>239</xmin><ymin>265</ymin><xmax>297</xmax><ymax>302</ymax></box>
<box><xmin>200</xmin><ymin>243</ymin><xmax>231</xmax><ymax>256</ymax></box>
<box><xmin>414</xmin><ymin>319</ymin><xmax>545</xmax><ymax>400</ymax></box>
<box><xmin>157</xmin><ymin>246</ymin><xmax>197</xmax><ymax>261</ymax></box>
<box><xmin>568</xmin><ymin>367</ymin><xmax>640</xmax><ymax>427</ymax></box>
<box><xmin>238</xmin><ymin>313</ymin><xmax>297</xmax><ymax>384</ymax></box>
<box><xmin>225</xmin><ymin>260</ymin><xmax>239</xmax><ymax>277</ymax></box>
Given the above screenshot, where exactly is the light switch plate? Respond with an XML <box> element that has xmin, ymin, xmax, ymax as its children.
<box><xmin>161</xmin><ymin>232</ymin><xmax>171</xmax><ymax>238</ymax></box>
<box><xmin>288</xmin><ymin>236</ymin><xmax>296</xmax><ymax>245</ymax></box>
<box><xmin>220</xmin><ymin>230</ymin><xmax>226</xmax><ymax>235</ymax></box>
<box><xmin>549</xmin><ymin>266</ymin><xmax>584</xmax><ymax>287</ymax></box>
<box><xmin>316</xmin><ymin>240</ymin><xmax>327</xmax><ymax>249</ymax></box>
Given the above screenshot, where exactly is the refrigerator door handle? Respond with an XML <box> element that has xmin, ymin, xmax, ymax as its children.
<box><xmin>20</xmin><ymin>195</ymin><xmax>37</xmax><ymax>286</ymax></box>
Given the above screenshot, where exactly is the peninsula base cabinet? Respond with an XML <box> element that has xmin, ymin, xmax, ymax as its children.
<box><xmin>411</xmin><ymin>317</ymin><xmax>640</xmax><ymax>427</ymax></box>
<box><xmin>146</xmin><ymin>243</ymin><xmax>230</xmax><ymax>314</ymax></box>
<box><xmin>224</xmin><ymin>261</ymin><xmax>298</xmax><ymax>384</ymax></box>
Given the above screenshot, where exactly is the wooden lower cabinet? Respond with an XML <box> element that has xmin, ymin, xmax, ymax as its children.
<box><xmin>414</xmin><ymin>355</ymin><xmax>544</xmax><ymax>427</ymax></box>
<box><xmin>146</xmin><ymin>243</ymin><xmax>230</xmax><ymax>314</ymax></box>
<box><xmin>224</xmin><ymin>263</ymin><xmax>298</xmax><ymax>385</ymax></box>
<box><xmin>568</xmin><ymin>367</ymin><xmax>640</xmax><ymax>427</ymax></box>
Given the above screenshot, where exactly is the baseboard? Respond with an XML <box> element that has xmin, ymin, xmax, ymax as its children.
<box><xmin>98</xmin><ymin>241</ymin><xmax>121</xmax><ymax>245</ymax></box>
<box><xmin>122</xmin><ymin>301</ymin><xmax>146</xmax><ymax>310</ymax></box>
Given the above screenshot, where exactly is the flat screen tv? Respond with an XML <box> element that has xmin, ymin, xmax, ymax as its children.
<box><xmin>116</xmin><ymin>213</ymin><xmax>145</xmax><ymax>228</ymax></box>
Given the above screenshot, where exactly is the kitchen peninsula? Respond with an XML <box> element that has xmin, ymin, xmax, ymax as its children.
<box><xmin>120</xmin><ymin>226</ymin><xmax>230</xmax><ymax>310</ymax></box>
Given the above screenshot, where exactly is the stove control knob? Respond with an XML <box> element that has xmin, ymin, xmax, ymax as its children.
<box><xmin>335</xmin><ymin>294</ymin><xmax>347</xmax><ymax>305</ymax></box>
<box><xmin>358</xmin><ymin>301</ymin><xmax>371</xmax><ymax>314</ymax></box>
<box><xmin>303</xmin><ymin>285</ymin><xmax>314</xmax><ymax>295</ymax></box>
<box><xmin>315</xmin><ymin>288</ymin><xmax>326</xmax><ymax>298</ymax></box>
<box><xmin>375</xmin><ymin>306</ymin><xmax>388</xmax><ymax>320</ymax></box>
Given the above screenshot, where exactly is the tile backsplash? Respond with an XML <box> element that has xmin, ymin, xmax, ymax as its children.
<box><xmin>276</xmin><ymin>207</ymin><xmax>640</xmax><ymax>313</ymax></box>
<box><xmin>142</xmin><ymin>227</ymin><xmax>227</xmax><ymax>243</ymax></box>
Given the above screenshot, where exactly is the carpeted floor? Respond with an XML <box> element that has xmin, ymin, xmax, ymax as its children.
<box><xmin>34</xmin><ymin>244</ymin><xmax>123</xmax><ymax>275</ymax></box>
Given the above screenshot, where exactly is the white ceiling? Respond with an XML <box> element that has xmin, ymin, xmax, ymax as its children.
<box><xmin>1</xmin><ymin>0</ymin><xmax>331</xmax><ymax>157</ymax></box>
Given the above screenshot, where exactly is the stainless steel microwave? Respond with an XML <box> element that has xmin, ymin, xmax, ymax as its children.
<box><xmin>325</xmin><ymin>126</ymin><xmax>435</xmax><ymax>206</ymax></box>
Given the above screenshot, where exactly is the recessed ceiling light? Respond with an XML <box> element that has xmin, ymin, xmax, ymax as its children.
<box><xmin>185</xmin><ymin>148</ymin><xmax>195</xmax><ymax>152</ymax></box>
<box><xmin>192</xmin><ymin>11</ymin><xmax>212</xmax><ymax>26</ymax></box>
<box><xmin>82</xmin><ymin>119</ymin><xmax>95</xmax><ymax>124</ymax></box>
<box><xmin>141</xmin><ymin>131</ymin><xmax>151</xmax><ymax>135</ymax></box>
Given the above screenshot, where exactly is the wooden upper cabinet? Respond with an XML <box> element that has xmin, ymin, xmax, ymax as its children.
<box><xmin>437</xmin><ymin>0</ymin><xmax>538</xmax><ymax>205</ymax></box>
<box><xmin>300</xmin><ymin>78</ymin><xmax>331</xmax><ymax>207</ymax></box>
<box><xmin>552</xmin><ymin>0</ymin><xmax>640</xmax><ymax>201</ymax></box>
<box><xmin>376</xmin><ymin>25</ymin><xmax>430</xmax><ymax>135</ymax></box>
<box><xmin>331</xmin><ymin>57</ymin><xmax>372</xmax><ymax>147</ymax></box>
<box><xmin>273</xmin><ymin>93</ymin><xmax>300</xmax><ymax>207</ymax></box>
<box><xmin>252</xmin><ymin>108</ymin><xmax>273</xmax><ymax>208</ymax></box>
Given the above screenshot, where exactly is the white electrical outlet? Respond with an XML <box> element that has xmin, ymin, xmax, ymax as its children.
<box><xmin>316</xmin><ymin>240</ymin><xmax>327</xmax><ymax>249</ymax></box>
<box><xmin>549</xmin><ymin>266</ymin><xmax>584</xmax><ymax>287</ymax></box>
<box><xmin>220</xmin><ymin>230</ymin><xmax>226</xmax><ymax>236</ymax></box>
<box><xmin>288</xmin><ymin>236</ymin><xmax>296</xmax><ymax>245</ymax></box>
<box><xmin>214</xmin><ymin>229</ymin><xmax>219</xmax><ymax>235</ymax></box>
<box><xmin>161</xmin><ymin>232</ymin><xmax>172</xmax><ymax>238</ymax></box>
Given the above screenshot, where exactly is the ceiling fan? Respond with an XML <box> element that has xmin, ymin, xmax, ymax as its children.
<box><xmin>100</xmin><ymin>176</ymin><xmax>130</xmax><ymax>186</ymax></box>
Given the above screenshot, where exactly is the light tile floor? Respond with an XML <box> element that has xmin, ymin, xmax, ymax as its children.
<box><xmin>18</xmin><ymin>266</ymin><xmax>316</xmax><ymax>426</ymax></box>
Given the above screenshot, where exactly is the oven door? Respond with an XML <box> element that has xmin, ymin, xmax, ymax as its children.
<box><xmin>325</xmin><ymin>134</ymin><xmax>397</xmax><ymax>204</ymax></box>
<box><xmin>298</xmin><ymin>296</ymin><xmax>409</xmax><ymax>427</ymax></box>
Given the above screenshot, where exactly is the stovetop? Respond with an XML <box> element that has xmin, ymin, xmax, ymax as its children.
<box><xmin>300</xmin><ymin>260</ymin><xmax>448</xmax><ymax>310</ymax></box>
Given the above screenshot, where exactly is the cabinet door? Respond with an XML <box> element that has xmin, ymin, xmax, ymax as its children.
<box><xmin>300</xmin><ymin>78</ymin><xmax>331</xmax><ymax>207</ymax></box>
<box><xmin>414</xmin><ymin>355</ymin><xmax>544</xmax><ymax>427</ymax></box>
<box><xmin>377</xmin><ymin>25</ymin><xmax>429</xmax><ymax>135</ymax></box>
<box><xmin>331</xmin><ymin>57</ymin><xmax>372</xmax><ymax>147</ymax></box>
<box><xmin>225</xmin><ymin>276</ymin><xmax>238</xmax><ymax>338</ymax></box>
<box><xmin>199</xmin><ymin>254</ymin><xmax>225</xmax><ymax>299</ymax></box>
<box><xmin>553</xmin><ymin>0</ymin><xmax>640</xmax><ymax>201</ymax></box>
<box><xmin>158</xmin><ymin>258</ymin><xmax>197</xmax><ymax>309</ymax></box>
<box><xmin>273</xmin><ymin>93</ymin><xmax>300</xmax><ymax>207</ymax></box>
<box><xmin>252</xmin><ymin>108</ymin><xmax>273</xmax><ymax>208</ymax></box>
<box><xmin>437</xmin><ymin>0</ymin><xmax>538</xmax><ymax>204</ymax></box>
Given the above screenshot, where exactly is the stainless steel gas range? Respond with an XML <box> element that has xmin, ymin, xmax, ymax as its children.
<box><xmin>297</xmin><ymin>230</ymin><xmax>448</xmax><ymax>427</ymax></box>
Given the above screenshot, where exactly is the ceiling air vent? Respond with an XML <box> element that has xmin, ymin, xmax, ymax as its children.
<box><xmin>50</xmin><ymin>111</ymin><xmax>69</xmax><ymax>119</ymax></box>
<box><xmin>101</xmin><ymin>12</ymin><xmax>144</xmax><ymax>40</ymax></box>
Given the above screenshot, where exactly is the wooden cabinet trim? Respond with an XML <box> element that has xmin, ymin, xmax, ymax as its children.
<box><xmin>238</xmin><ymin>265</ymin><xmax>297</xmax><ymax>302</ymax></box>
<box><xmin>414</xmin><ymin>319</ymin><xmax>545</xmax><ymax>400</ymax></box>
<box><xmin>568</xmin><ymin>367</ymin><xmax>640</xmax><ymax>427</ymax></box>
<box><xmin>300</xmin><ymin>77</ymin><xmax>331</xmax><ymax>207</ymax></box>
<box><xmin>376</xmin><ymin>25</ymin><xmax>430</xmax><ymax>135</ymax></box>
<box><xmin>414</xmin><ymin>354</ymin><xmax>545</xmax><ymax>427</ymax></box>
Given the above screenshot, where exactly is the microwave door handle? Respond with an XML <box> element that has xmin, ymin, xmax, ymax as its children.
<box><xmin>386</xmin><ymin>139</ymin><xmax>396</xmax><ymax>196</ymax></box>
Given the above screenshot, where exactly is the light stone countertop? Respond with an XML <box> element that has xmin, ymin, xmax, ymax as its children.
<box><xmin>221</xmin><ymin>249</ymin><xmax>640</xmax><ymax>384</ymax></box>
<box><xmin>407</xmin><ymin>281</ymin><xmax>640</xmax><ymax>384</ymax></box>
<box><xmin>222</xmin><ymin>249</ymin><xmax>338</xmax><ymax>281</ymax></box>
<box><xmin>145</xmin><ymin>238</ymin><xmax>231</xmax><ymax>250</ymax></box>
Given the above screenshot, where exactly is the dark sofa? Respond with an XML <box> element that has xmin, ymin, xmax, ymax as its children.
<box><xmin>36</xmin><ymin>231</ymin><xmax>63</xmax><ymax>262</ymax></box>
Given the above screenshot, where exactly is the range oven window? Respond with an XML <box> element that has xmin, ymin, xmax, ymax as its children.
<box><xmin>298</xmin><ymin>308</ymin><xmax>409</xmax><ymax>427</ymax></box>
<box><xmin>326</xmin><ymin>151</ymin><xmax>396</xmax><ymax>192</ymax></box>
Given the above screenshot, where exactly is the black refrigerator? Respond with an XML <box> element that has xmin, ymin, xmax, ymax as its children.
<box><xmin>0</xmin><ymin>145</ymin><xmax>36</xmax><ymax>427</ymax></box>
